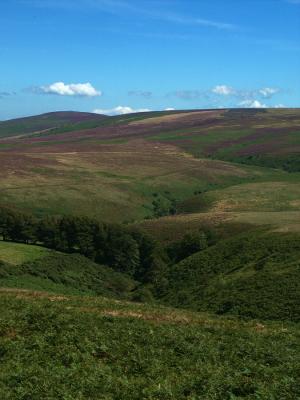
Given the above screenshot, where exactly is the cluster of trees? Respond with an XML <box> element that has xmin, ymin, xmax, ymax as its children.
<box><xmin>0</xmin><ymin>207</ymin><xmax>168</xmax><ymax>286</ymax></box>
<box><xmin>150</xmin><ymin>192</ymin><xmax>177</xmax><ymax>218</ymax></box>
<box><xmin>223</xmin><ymin>154</ymin><xmax>300</xmax><ymax>173</ymax></box>
<box><xmin>167</xmin><ymin>232</ymin><xmax>209</xmax><ymax>263</ymax></box>
<box><xmin>0</xmin><ymin>207</ymin><xmax>212</xmax><ymax>295</ymax></box>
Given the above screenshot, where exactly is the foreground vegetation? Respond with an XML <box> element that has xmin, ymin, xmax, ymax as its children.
<box><xmin>0</xmin><ymin>290</ymin><xmax>299</xmax><ymax>400</ymax></box>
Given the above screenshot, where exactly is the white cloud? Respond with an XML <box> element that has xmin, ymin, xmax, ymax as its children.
<box><xmin>274</xmin><ymin>104</ymin><xmax>286</xmax><ymax>108</ymax></box>
<box><xmin>239</xmin><ymin>100</ymin><xmax>267</xmax><ymax>108</ymax></box>
<box><xmin>40</xmin><ymin>82</ymin><xmax>101</xmax><ymax>97</ymax></box>
<box><xmin>165</xmin><ymin>107</ymin><xmax>175</xmax><ymax>111</ymax></box>
<box><xmin>212</xmin><ymin>85</ymin><xmax>235</xmax><ymax>95</ymax></box>
<box><xmin>211</xmin><ymin>85</ymin><xmax>280</xmax><ymax>100</ymax></box>
<box><xmin>259</xmin><ymin>87</ymin><xmax>279</xmax><ymax>98</ymax></box>
<box><xmin>93</xmin><ymin>106</ymin><xmax>151</xmax><ymax>116</ymax></box>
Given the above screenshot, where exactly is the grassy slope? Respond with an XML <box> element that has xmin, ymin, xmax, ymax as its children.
<box><xmin>144</xmin><ymin>109</ymin><xmax>300</xmax><ymax>170</ymax></box>
<box><xmin>0</xmin><ymin>289</ymin><xmax>299</xmax><ymax>400</ymax></box>
<box><xmin>0</xmin><ymin>109</ymin><xmax>299</xmax><ymax>399</ymax></box>
<box><xmin>1</xmin><ymin>141</ymin><xmax>280</xmax><ymax>222</ymax></box>
<box><xmin>0</xmin><ymin>110</ymin><xmax>182</xmax><ymax>139</ymax></box>
<box><xmin>162</xmin><ymin>231</ymin><xmax>300</xmax><ymax>322</ymax></box>
<box><xmin>0</xmin><ymin>241</ymin><xmax>51</xmax><ymax>265</ymax></box>
<box><xmin>0</xmin><ymin>111</ymin><xmax>107</xmax><ymax>138</ymax></box>
<box><xmin>0</xmin><ymin>108</ymin><xmax>298</xmax><ymax>227</ymax></box>
<box><xmin>0</xmin><ymin>242</ymin><xmax>135</xmax><ymax>298</ymax></box>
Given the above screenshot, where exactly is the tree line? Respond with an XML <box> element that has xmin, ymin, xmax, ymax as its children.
<box><xmin>0</xmin><ymin>206</ymin><xmax>211</xmax><ymax>294</ymax></box>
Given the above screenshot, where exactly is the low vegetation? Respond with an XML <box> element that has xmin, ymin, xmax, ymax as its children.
<box><xmin>162</xmin><ymin>231</ymin><xmax>300</xmax><ymax>322</ymax></box>
<box><xmin>1</xmin><ymin>207</ymin><xmax>299</xmax><ymax>323</ymax></box>
<box><xmin>0</xmin><ymin>290</ymin><xmax>299</xmax><ymax>400</ymax></box>
<box><xmin>0</xmin><ymin>109</ymin><xmax>299</xmax><ymax>399</ymax></box>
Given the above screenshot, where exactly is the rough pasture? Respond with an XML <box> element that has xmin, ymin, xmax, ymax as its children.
<box><xmin>0</xmin><ymin>108</ymin><xmax>299</xmax><ymax>228</ymax></box>
<box><xmin>0</xmin><ymin>137</ymin><xmax>259</xmax><ymax>221</ymax></box>
<box><xmin>1</xmin><ymin>109</ymin><xmax>299</xmax><ymax>161</ymax></box>
<box><xmin>0</xmin><ymin>111</ymin><xmax>107</xmax><ymax>138</ymax></box>
<box><xmin>1</xmin><ymin>289</ymin><xmax>299</xmax><ymax>399</ymax></box>
<box><xmin>136</xmin><ymin>210</ymin><xmax>300</xmax><ymax>243</ymax></box>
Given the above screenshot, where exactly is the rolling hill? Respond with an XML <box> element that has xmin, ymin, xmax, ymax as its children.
<box><xmin>0</xmin><ymin>108</ymin><xmax>299</xmax><ymax>230</ymax></box>
<box><xmin>0</xmin><ymin>108</ymin><xmax>300</xmax><ymax>398</ymax></box>
<box><xmin>161</xmin><ymin>230</ymin><xmax>300</xmax><ymax>322</ymax></box>
<box><xmin>0</xmin><ymin>241</ymin><xmax>135</xmax><ymax>297</ymax></box>
<box><xmin>0</xmin><ymin>111</ymin><xmax>107</xmax><ymax>138</ymax></box>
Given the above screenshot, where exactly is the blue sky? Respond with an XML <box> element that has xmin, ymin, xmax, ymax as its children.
<box><xmin>0</xmin><ymin>0</ymin><xmax>299</xmax><ymax>120</ymax></box>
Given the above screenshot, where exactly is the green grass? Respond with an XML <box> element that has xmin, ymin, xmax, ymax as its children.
<box><xmin>0</xmin><ymin>289</ymin><xmax>299</xmax><ymax>399</ymax></box>
<box><xmin>1</xmin><ymin>146</ymin><xmax>279</xmax><ymax>222</ymax></box>
<box><xmin>0</xmin><ymin>250</ymin><xmax>136</xmax><ymax>298</ymax></box>
<box><xmin>0</xmin><ymin>112</ymin><xmax>108</xmax><ymax>138</ymax></box>
<box><xmin>162</xmin><ymin>231</ymin><xmax>300</xmax><ymax>322</ymax></box>
<box><xmin>204</xmin><ymin>180</ymin><xmax>300</xmax><ymax>212</ymax></box>
<box><xmin>0</xmin><ymin>109</ymin><xmax>300</xmax><ymax>399</ymax></box>
<box><xmin>1</xmin><ymin>109</ymin><xmax>299</xmax><ymax>226</ymax></box>
<box><xmin>38</xmin><ymin>110</ymin><xmax>182</xmax><ymax>136</ymax></box>
<box><xmin>0</xmin><ymin>242</ymin><xmax>51</xmax><ymax>265</ymax></box>
<box><xmin>148</xmin><ymin>128</ymin><xmax>254</xmax><ymax>145</ymax></box>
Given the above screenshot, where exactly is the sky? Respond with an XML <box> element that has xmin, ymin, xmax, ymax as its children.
<box><xmin>0</xmin><ymin>0</ymin><xmax>300</xmax><ymax>120</ymax></box>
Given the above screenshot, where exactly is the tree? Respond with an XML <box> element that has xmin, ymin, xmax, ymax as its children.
<box><xmin>102</xmin><ymin>227</ymin><xmax>140</xmax><ymax>276</ymax></box>
<box><xmin>37</xmin><ymin>217</ymin><xmax>60</xmax><ymax>249</ymax></box>
<box><xmin>167</xmin><ymin>231</ymin><xmax>208</xmax><ymax>263</ymax></box>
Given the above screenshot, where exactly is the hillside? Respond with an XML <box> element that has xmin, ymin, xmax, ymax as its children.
<box><xmin>0</xmin><ymin>210</ymin><xmax>299</xmax><ymax>323</ymax></box>
<box><xmin>0</xmin><ymin>242</ymin><xmax>135</xmax><ymax>298</ymax></box>
<box><xmin>0</xmin><ymin>108</ymin><xmax>299</xmax><ymax>231</ymax></box>
<box><xmin>0</xmin><ymin>111</ymin><xmax>107</xmax><ymax>138</ymax></box>
<box><xmin>0</xmin><ymin>288</ymin><xmax>299</xmax><ymax>399</ymax></box>
<box><xmin>161</xmin><ymin>231</ymin><xmax>300</xmax><ymax>322</ymax></box>
<box><xmin>0</xmin><ymin>108</ymin><xmax>300</xmax><ymax>398</ymax></box>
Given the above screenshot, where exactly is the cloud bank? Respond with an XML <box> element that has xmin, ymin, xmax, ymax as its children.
<box><xmin>239</xmin><ymin>100</ymin><xmax>267</xmax><ymax>108</ymax></box>
<box><xmin>212</xmin><ymin>85</ymin><xmax>235</xmax><ymax>95</ymax></box>
<box><xmin>40</xmin><ymin>82</ymin><xmax>101</xmax><ymax>97</ymax></box>
<box><xmin>259</xmin><ymin>87</ymin><xmax>279</xmax><ymax>98</ymax></box>
<box><xmin>93</xmin><ymin>106</ymin><xmax>151</xmax><ymax>116</ymax></box>
<box><xmin>168</xmin><ymin>84</ymin><xmax>284</xmax><ymax>108</ymax></box>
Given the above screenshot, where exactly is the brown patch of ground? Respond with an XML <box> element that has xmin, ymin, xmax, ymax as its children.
<box><xmin>0</xmin><ymin>288</ymin><xmax>68</xmax><ymax>301</ymax></box>
<box><xmin>129</xmin><ymin>110</ymin><xmax>222</xmax><ymax>126</ymax></box>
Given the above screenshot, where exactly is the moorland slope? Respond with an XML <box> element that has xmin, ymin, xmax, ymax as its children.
<box><xmin>0</xmin><ymin>108</ymin><xmax>300</xmax><ymax>398</ymax></box>
<box><xmin>0</xmin><ymin>108</ymin><xmax>299</xmax><ymax>230</ymax></box>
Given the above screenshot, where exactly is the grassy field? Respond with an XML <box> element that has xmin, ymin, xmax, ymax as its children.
<box><xmin>0</xmin><ymin>288</ymin><xmax>299</xmax><ymax>400</ymax></box>
<box><xmin>0</xmin><ymin>243</ymin><xmax>136</xmax><ymax>298</ymax></box>
<box><xmin>0</xmin><ymin>109</ymin><xmax>299</xmax><ymax>228</ymax></box>
<box><xmin>0</xmin><ymin>241</ymin><xmax>51</xmax><ymax>265</ymax></box>
<box><xmin>0</xmin><ymin>141</ymin><xmax>280</xmax><ymax>222</ymax></box>
<box><xmin>137</xmin><ymin>210</ymin><xmax>300</xmax><ymax>244</ymax></box>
